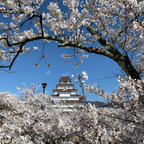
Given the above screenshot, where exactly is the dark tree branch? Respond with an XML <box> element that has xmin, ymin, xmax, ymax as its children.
<box><xmin>2</xmin><ymin>32</ymin><xmax>141</xmax><ymax>80</ymax></box>
<box><xmin>9</xmin><ymin>44</ymin><xmax>24</xmax><ymax>70</ymax></box>
<box><xmin>0</xmin><ymin>65</ymin><xmax>10</xmax><ymax>68</ymax></box>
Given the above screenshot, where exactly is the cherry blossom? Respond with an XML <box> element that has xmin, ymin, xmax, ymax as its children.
<box><xmin>0</xmin><ymin>0</ymin><xmax>144</xmax><ymax>143</ymax></box>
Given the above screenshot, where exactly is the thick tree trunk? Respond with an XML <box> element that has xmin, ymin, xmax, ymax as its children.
<box><xmin>111</xmin><ymin>51</ymin><xmax>141</xmax><ymax>80</ymax></box>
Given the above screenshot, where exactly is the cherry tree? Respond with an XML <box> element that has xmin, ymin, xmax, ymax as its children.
<box><xmin>0</xmin><ymin>86</ymin><xmax>103</xmax><ymax>143</ymax></box>
<box><xmin>83</xmin><ymin>76</ymin><xmax>144</xmax><ymax>143</ymax></box>
<box><xmin>0</xmin><ymin>0</ymin><xmax>143</xmax><ymax>79</ymax></box>
<box><xmin>0</xmin><ymin>77</ymin><xmax>143</xmax><ymax>143</ymax></box>
<box><xmin>0</xmin><ymin>0</ymin><xmax>144</xmax><ymax>143</ymax></box>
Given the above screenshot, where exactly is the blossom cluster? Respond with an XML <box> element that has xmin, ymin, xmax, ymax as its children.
<box><xmin>0</xmin><ymin>0</ymin><xmax>143</xmax><ymax>77</ymax></box>
<box><xmin>0</xmin><ymin>77</ymin><xmax>144</xmax><ymax>143</ymax></box>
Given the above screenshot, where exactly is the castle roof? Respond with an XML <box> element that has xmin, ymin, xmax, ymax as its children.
<box><xmin>59</xmin><ymin>76</ymin><xmax>71</xmax><ymax>82</ymax></box>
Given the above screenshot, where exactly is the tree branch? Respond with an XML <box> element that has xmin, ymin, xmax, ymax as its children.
<box><xmin>9</xmin><ymin>44</ymin><xmax>24</xmax><ymax>70</ymax></box>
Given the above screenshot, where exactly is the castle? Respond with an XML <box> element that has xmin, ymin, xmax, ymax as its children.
<box><xmin>51</xmin><ymin>76</ymin><xmax>85</xmax><ymax>110</ymax></box>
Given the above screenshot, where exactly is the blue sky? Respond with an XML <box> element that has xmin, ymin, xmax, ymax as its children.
<box><xmin>0</xmin><ymin>0</ymin><xmax>122</xmax><ymax>101</ymax></box>
<box><xmin>0</xmin><ymin>41</ymin><xmax>121</xmax><ymax>101</ymax></box>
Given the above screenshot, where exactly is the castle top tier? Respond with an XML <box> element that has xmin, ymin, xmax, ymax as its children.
<box><xmin>59</xmin><ymin>76</ymin><xmax>72</xmax><ymax>84</ymax></box>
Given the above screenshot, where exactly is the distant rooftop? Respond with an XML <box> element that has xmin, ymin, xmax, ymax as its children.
<box><xmin>86</xmin><ymin>101</ymin><xmax>111</xmax><ymax>107</ymax></box>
